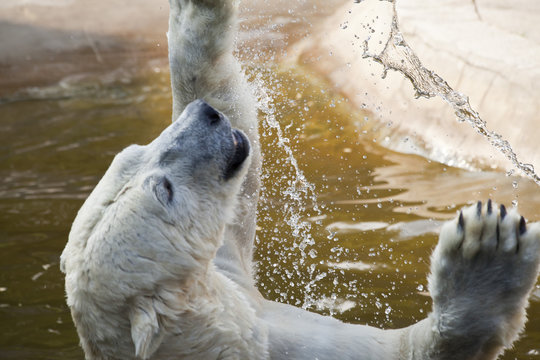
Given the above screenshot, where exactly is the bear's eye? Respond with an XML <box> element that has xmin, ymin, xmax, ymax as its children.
<box><xmin>153</xmin><ymin>177</ymin><xmax>174</xmax><ymax>205</ymax></box>
<box><xmin>163</xmin><ymin>178</ymin><xmax>173</xmax><ymax>202</ymax></box>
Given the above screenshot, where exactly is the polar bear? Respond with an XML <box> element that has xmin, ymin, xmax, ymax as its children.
<box><xmin>60</xmin><ymin>0</ymin><xmax>540</xmax><ymax>359</ymax></box>
<box><xmin>60</xmin><ymin>99</ymin><xmax>268</xmax><ymax>359</ymax></box>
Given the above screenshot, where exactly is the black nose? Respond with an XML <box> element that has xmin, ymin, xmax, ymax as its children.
<box><xmin>197</xmin><ymin>100</ymin><xmax>221</xmax><ymax>125</ymax></box>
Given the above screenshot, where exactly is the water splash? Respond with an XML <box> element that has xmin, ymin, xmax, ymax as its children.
<box><xmin>360</xmin><ymin>0</ymin><xmax>540</xmax><ymax>186</ymax></box>
<box><xmin>252</xmin><ymin>68</ymin><xmax>328</xmax><ymax>308</ymax></box>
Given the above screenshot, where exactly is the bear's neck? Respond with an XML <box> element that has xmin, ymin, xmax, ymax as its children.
<box><xmin>72</xmin><ymin>263</ymin><xmax>267</xmax><ymax>359</ymax></box>
<box><xmin>151</xmin><ymin>264</ymin><xmax>268</xmax><ymax>359</ymax></box>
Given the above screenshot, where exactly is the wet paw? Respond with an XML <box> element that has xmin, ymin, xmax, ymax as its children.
<box><xmin>428</xmin><ymin>201</ymin><xmax>540</xmax><ymax>349</ymax></box>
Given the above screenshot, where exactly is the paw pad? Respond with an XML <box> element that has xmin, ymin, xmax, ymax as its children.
<box><xmin>429</xmin><ymin>200</ymin><xmax>540</xmax><ymax>349</ymax></box>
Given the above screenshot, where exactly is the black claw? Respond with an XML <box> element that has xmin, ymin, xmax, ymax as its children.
<box><xmin>500</xmin><ymin>204</ymin><xmax>507</xmax><ymax>220</ymax></box>
<box><xmin>458</xmin><ymin>211</ymin><xmax>465</xmax><ymax>232</ymax></box>
<box><xmin>487</xmin><ymin>199</ymin><xmax>492</xmax><ymax>215</ymax></box>
<box><xmin>476</xmin><ymin>201</ymin><xmax>482</xmax><ymax>217</ymax></box>
<box><xmin>519</xmin><ymin>216</ymin><xmax>527</xmax><ymax>235</ymax></box>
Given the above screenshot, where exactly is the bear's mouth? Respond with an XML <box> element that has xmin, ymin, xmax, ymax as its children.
<box><xmin>224</xmin><ymin>129</ymin><xmax>250</xmax><ymax>180</ymax></box>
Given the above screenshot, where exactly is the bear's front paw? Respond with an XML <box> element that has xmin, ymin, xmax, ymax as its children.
<box><xmin>428</xmin><ymin>201</ymin><xmax>540</xmax><ymax>351</ymax></box>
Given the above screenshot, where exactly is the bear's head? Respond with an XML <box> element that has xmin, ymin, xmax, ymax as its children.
<box><xmin>60</xmin><ymin>100</ymin><xmax>251</xmax><ymax>356</ymax></box>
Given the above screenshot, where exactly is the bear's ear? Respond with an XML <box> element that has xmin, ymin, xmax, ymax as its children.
<box><xmin>129</xmin><ymin>296</ymin><xmax>165</xmax><ymax>359</ymax></box>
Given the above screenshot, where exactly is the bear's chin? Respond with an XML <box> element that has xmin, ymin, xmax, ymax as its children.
<box><xmin>224</xmin><ymin>129</ymin><xmax>250</xmax><ymax>180</ymax></box>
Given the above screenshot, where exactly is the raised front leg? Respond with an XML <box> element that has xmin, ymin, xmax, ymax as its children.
<box><xmin>168</xmin><ymin>0</ymin><xmax>261</xmax><ymax>283</ymax></box>
<box><xmin>418</xmin><ymin>201</ymin><xmax>540</xmax><ymax>359</ymax></box>
<box><xmin>168</xmin><ymin>0</ymin><xmax>236</xmax><ymax>118</ymax></box>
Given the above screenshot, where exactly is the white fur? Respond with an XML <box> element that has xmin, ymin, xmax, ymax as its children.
<box><xmin>61</xmin><ymin>100</ymin><xmax>267</xmax><ymax>359</ymax></box>
<box><xmin>61</xmin><ymin>0</ymin><xmax>540</xmax><ymax>359</ymax></box>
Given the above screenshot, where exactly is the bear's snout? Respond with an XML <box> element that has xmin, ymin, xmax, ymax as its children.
<box><xmin>199</xmin><ymin>100</ymin><xmax>223</xmax><ymax>125</ymax></box>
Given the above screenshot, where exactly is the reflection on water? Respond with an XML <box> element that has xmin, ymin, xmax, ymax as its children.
<box><xmin>0</xmin><ymin>63</ymin><xmax>538</xmax><ymax>359</ymax></box>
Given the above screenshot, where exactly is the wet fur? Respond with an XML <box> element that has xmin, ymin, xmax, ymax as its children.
<box><xmin>61</xmin><ymin>0</ymin><xmax>540</xmax><ymax>359</ymax></box>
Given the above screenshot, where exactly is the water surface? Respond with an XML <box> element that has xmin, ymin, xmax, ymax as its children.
<box><xmin>0</xmin><ymin>62</ymin><xmax>539</xmax><ymax>359</ymax></box>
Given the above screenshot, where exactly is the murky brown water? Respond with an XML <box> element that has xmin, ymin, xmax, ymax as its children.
<box><xmin>0</xmin><ymin>60</ymin><xmax>539</xmax><ymax>359</ymax></box>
